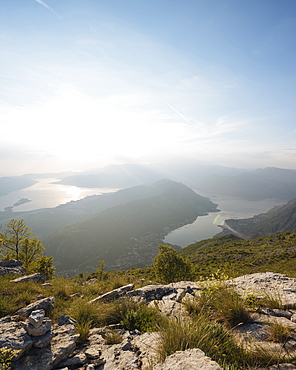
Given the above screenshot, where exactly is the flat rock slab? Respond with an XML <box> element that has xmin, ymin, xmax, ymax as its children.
<box><xmin>12</xmin><ymin>324</ymin><xmax>79</xmax><ymax>370</ymax></box>
<box><xmin>153</xmin><ymin>348</ymin><xmax>223</xmax><ymax>370</ymax></box>
<box><xmin>88</xmin><ymin>284</ymin><xmax>134</xmax><ymax>304</ymax></box>
<box><xmin>15</xmin><ymin>296</ymin><xmax>55</xmax><ymax>317</ymax></box>
<box><xmin>0</xmin><ymin>321</ymin><xmax>32</xmax><ymax>360</ymax></box>
<box><xmin>10</xmin><ymin>273</ymin><xmax>46</xmax><ymax>284</ymax></box>
<box><xmin>228</xmin><ymin>272</ymin><xmax>296</xmax><ymax>306</ymax></box>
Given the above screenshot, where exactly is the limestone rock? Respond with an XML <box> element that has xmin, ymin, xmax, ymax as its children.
<box><xmin>10</xmin><ymin>273</ymin><xmax>46</xmax><ymax>284</ymax></box>
<box><xmin>0</xmin><ymin>260</ymin><xmax>23</xmax><ymax>267</ymax></box>
<box><xmin>56</xmin><ymin>353</ymin><xmax>87</xmax><ymax>368</ymax></box>
<box><xmin>25</xmin><ymin>318</ymin><xmax>52</xmax><ymax>336</ymax></box>
<box><xmin>85</xmin><ymin>346</ymin><xmax>102</xmax><ymax>359</ymax></box>
<box><xmin>57</xmin><ymin>315</ymin><xmax>77</xmax><ymax>326</ymax></box>
<box><xmin>153</xmin><ymin>348</ymin><xmax>223</xmax><ymax>370</ymax></box>
<box><xmin>126</xmin><ymin>284</ymin><xmax>175</xmax><ymax>303</ymax></box>
<box><xmin>31</xmin><ymin>331</ymin><xmax>54</xmax><ymax>348</ymax></box>
<box><xmin>0</xmin><ymin>321</ymin><xmax>33</xmax><ymax>360</ymax></box>
<box><xmin>150</xmin><ymin>299</ymin><xmax>188</xmax><ymax>320</ymax></box>
<box><xmin>0</xmin><ymin>260</ymin><xmax>25</xmax><ymax>275</ymax></box>
<box><xmin>229</xmin><ymin>272</ymin><xmax>296</xmax><ymax>306</ymax></box>
<box><xmin>88</xmin><ymin>283</ymin><xmax>134</xmax><ymax>304</ymax></box>
<box><xmin>15</xmin><ymin>296</ymin><xmax>55</xmax><ymax>317</ymax></box>
<box><xmin>28</xmin><ymin>309</ymin><xmax>45</xmax><ymax>328</ymax></box>
<box><xmin>13</xmin><ymin>323</ymin><xmax>79</xmax><ymax>369</ymax></box>
<box><xmin>0</xmin><ymin>266</ymin><xmax>25</xmax><ymax>276</ymax></box>
<box><xmin>50</xmin><ymin>324</ymin><xmax>79</xmax><ymax>367</ymax></box>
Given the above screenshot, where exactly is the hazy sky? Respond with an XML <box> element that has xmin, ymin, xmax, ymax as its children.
<box><xmin>1</xmin><ymin>0</ymin><xmax>296</xmax><ymax>175</ymax></box>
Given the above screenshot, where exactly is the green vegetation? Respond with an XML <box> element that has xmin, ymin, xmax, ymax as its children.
<box><xmin>2</xmin><ymin>227</ymin><xmax>296</xmax><ymax>369</ymax></box>
<box><xmin>43</xmin><ymin>180</ymin><xmax>218</xmax><ymax>272</ymax></box>
<box><xmin>0</xmin><ymin>219</ymin><xmax>44</xmax><ymax>264</ymax></box>
<box><xmin>153</xmin><ymin>245</ymin><xmax>193</xmax><ymax>283</ymax></box>
<box><xmin>0</xmin><ymin>219</ymin><xmax>54</xmax><ymax>277</ymax></box>
<box><xmin>179</xmin><ymin>231</ymin><xmax>296</xmax><ymax>278</ymax></box>
<box><xmin>0</xmin><ymin>347</ymin><xmax>21</xmax><ymax>370</ymax></box>
<box><xmin>185</xmin><ymin>280</ymin><xmax>251</xmax><ymax>328</ymax></box>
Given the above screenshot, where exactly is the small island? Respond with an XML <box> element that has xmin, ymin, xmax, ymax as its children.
<box><xmin>13</xmin><ymin>198</ymin><xmax>32</xmax><ymax>207</ymax></box>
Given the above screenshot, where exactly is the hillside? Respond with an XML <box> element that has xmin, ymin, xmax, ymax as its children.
<box><xmin>0</xmin><ymin>176</ymin><xmax>36</xmax><ymax>196</ymax></box>
<box><xmin>44</xmin><ymin>180</ymin><xmax>218</xmax><ymax>273</ymax></box>
<box><xmin>217</xmin><ymin>196</ymin><xmax>296</xmax><ymax>239</ymax></box>
<box><xmin>0</xmin><ymin>181</ymin><xmax>177</xmax><ymax>238</ymax></box>
<box><xmin>196</xmin><ymin>167</ymin><xmax>296</xmax><ymax>201</ymax></box>
<box><xmin>179</xmin><ymin>231</ymin><xmax>296</xmax><ymax>278</ymax></box>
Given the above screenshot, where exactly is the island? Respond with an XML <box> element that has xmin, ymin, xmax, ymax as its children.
<box><xmin>13</xmin><ymin>198</ymin><xmax>32</xmax><ymax>207</ymax></box>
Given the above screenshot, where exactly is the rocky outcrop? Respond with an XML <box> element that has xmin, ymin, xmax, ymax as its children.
<box><xmin>153</xmin><ymin>348</ymin><xmax>223</xmax><ymax>370</ymax></box>
<box><xmin>15</xmin><ymin>296</ymin><xmax>55</xmax><ymax>317</ymax></box>
<box><xmin>228</xmin><ymin>272</ymin><xmax>296</xmax><ymax>306</ymax></box>
<box><xmin>0</xmin><ymin>260</ymin><xmax>25</xmax><ymax>276</ymax></box>
<box><xmin>0</xmin><ymin>317</ymin><xmax>33</xmax><ymax>360</ymax></box>
<box><xmin>88</xmin><ymin>283</ymin><xmax>134</xmax><ymax>304</ymax></box>
<box><xmin>11</xmin><ymin>273</ymin><xmax>46</xmax><ymax>284</ymax></box>
<box><xmin>3</xmin><ymin>272</ymin><xmax>296</xmax><ymax>369</ymax></box>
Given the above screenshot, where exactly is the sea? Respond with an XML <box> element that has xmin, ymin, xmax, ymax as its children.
<box><xmin>0</xmin><ymin>177</ymin><xmax>118</xmax><ymax>212</ymax></box>
<box><xmin>0</xmin><ymin>179</ymin><xmax>284</xmax><ymax>247</ymax></box>
<box><xmin>164</xmin><ymin>193</ymin><xmax>284</xmax><ymax>247</ymax></box>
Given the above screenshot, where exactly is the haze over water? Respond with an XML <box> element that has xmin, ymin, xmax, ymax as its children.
<box><xmin>164</xmin><ymin>195</ymin><xmax>284</xmax><ymax>247</ymax></box>
<box><xmin>0</xmin><ymin>178</ymin><xmax>284</xmax><ymax>247</ymax></box>
<box><xmin>0</xmin><ymin>178</ymin><xmax>118</xmax><ymax>212</ymax></box>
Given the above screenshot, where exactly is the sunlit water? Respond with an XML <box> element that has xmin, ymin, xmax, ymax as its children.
<box><xmin>164</xmin><ymin>195</ymin><xmax>284</xmax><ymax>247</ymax></box>
<box><xmin>0</xmin><ymin>181</ymin><xmax>285</xmax><ymax>247</ymax></box>
<box><xmin>0</xmin><ymin>178</ymin><xmax>118</xmax><ymax>212</ymax></box>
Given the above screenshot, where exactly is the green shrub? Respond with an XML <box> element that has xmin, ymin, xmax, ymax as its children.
<box><xmin>104</xmin><ymin>330</ymin><xmax>123</xmax><ymax>344</ymax></box>
<box><xmin>267</xmin><ymin>321</ymin><xmax>291</xmax><ymax>343</ymax></box>
<box><xmin>153</xmin><ymin>245</ymin><xmax>193</xmax><ymax>283</ymax></box>
<box><xmin>157</xmin><ymin>314</ymin><xmax>244</xmax><ymax>368</ymax></box>
<box><xmin>121</xmin><ymin>303</ymin><xmax>163</xmax><ymax>332</ymax></box>
<box><xmin>0</xmin><ymin>347</ymin><xmax>21</xmax><ymax>370</ymax></box>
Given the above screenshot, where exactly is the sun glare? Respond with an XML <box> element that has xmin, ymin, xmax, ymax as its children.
<box><xmin>3</xmin><ymin>85</ymin><xmax>190</xmax><ymax>165</ymax></box>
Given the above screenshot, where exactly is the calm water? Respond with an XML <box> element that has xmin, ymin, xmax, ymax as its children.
<box><xmin>164</xmin><ymin>195</ymin><xmax>284</xmax><ymax>247</ymax></box>
<box><xmin>0</xmin><ymin>180</ymin><xmax>285</xmax><ymax>247</ymax></box>
<box><xmin>0</xmin><ymin>178</ymin><xmax>118</xmax><ymax>212</ymax></box>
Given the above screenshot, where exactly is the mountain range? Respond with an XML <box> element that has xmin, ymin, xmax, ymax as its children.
<box><xmin>43</xmin><ymin>180</ymin><xmax>218</xmax><ymax>273</ymax></box>
<box><xmin>216</xmin><ymin>196</ymin><xmax>296</xmax><ymax>239</ymax></box>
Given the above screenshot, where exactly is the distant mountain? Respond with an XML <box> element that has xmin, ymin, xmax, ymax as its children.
<box><xmin>0</xmin><ymin>177</ymin><xmax>36</xmax><ymax>196</ymax></box>
<box><xmin>55</xmin><ymin>162</ymin><xmax>246</xmax><ymax>189</ymax></box>
<box><xmin>43</xmin><ymin>180</ymin><xmax>219</xmax><ymax>274</ymax></box>
<box><xmin>0</xmin><ymin>179</ymin><xmax>200</xmax><ymax>238</ymax></box>
<box><xmin>196</xmin><ymin>167</ymin><xmax>296</xmax><ymax>201</ymax></box>
<box><xmin>216</xmin><ymin>196</ymin><xmax>296</xmax><ymax>239</ymax></box>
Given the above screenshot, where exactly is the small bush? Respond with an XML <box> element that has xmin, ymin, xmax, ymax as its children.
<box><xmin>260</xmin><ymin>289</ymin><xmax>285</xmax><ymax>310</ymax></box>
<box><xmin>121</xmin><ymin>303</ymin><xmax>163</xmax><ymax>332</ymax></box>
<box><xmin>104</xmin><ymin>330</ymin><xmax>123</xmax><ymax>345</ymax></box>
<box><xmin>157</xmin><ymin>313</ymin><xmax>245</xmax><ymax>368</ymax></box>
<box><xmin>76</xmin><ymin>321</ymin><xmax>92</xmax><ymax>344</ymax></box>
<box><xmin>70</xmin><ymin>301</ymin><xmax>101</xmax><ymax>328</ymax></box>
<box><xmin>267</xmin><ymin>321</ymin><xmax>291</xmax><ymax>343</ymax></box>
<box><xmin>188</xmin><ymin>284</ymin><xmax>250</xmax><ymax>328</ymax></box>
<box><xmin>0</xmin><ymin>347</ymin><xmax>21</xmax><ymax>370</ymax></box>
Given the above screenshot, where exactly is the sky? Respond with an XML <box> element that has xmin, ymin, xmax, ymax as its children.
<box><xmin>1</xmin><ymin>0</ymin><xmax>296</xmax><ymax>176</ymax></box>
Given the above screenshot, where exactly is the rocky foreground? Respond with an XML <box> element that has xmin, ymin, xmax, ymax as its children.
<box><xmin>2</xmin><ymin>272</ymin><xmax>296</xmax><ymax>369</ymax></box>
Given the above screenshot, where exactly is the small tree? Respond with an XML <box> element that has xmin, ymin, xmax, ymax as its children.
<box><xmin>0</xmin><ymin>219</ymin><xmax>54</xmax><ymax>278</ymax></box>
<box><xmin>153</xmin><ymin>245</ymin><xmax>193</xmax><ymax>284</ymax></box>
<box><xmin>96</xmin><ymin>260</ymin><xmax>105</xmax><ymax>281</ymax></box>
<box><xmin>18</xmin><ymin>237</ymin><xmax>45</xmax><ymax>269</ymax></box>
<box><xmin>29</xmin><ymin>256</ymin><xmax>55</xmax><ymax>280</ymax></box>
<box><xmin>0</xmin><ymin>219</ymin><xmax>32</xmax><ymax>260</ymax></box>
